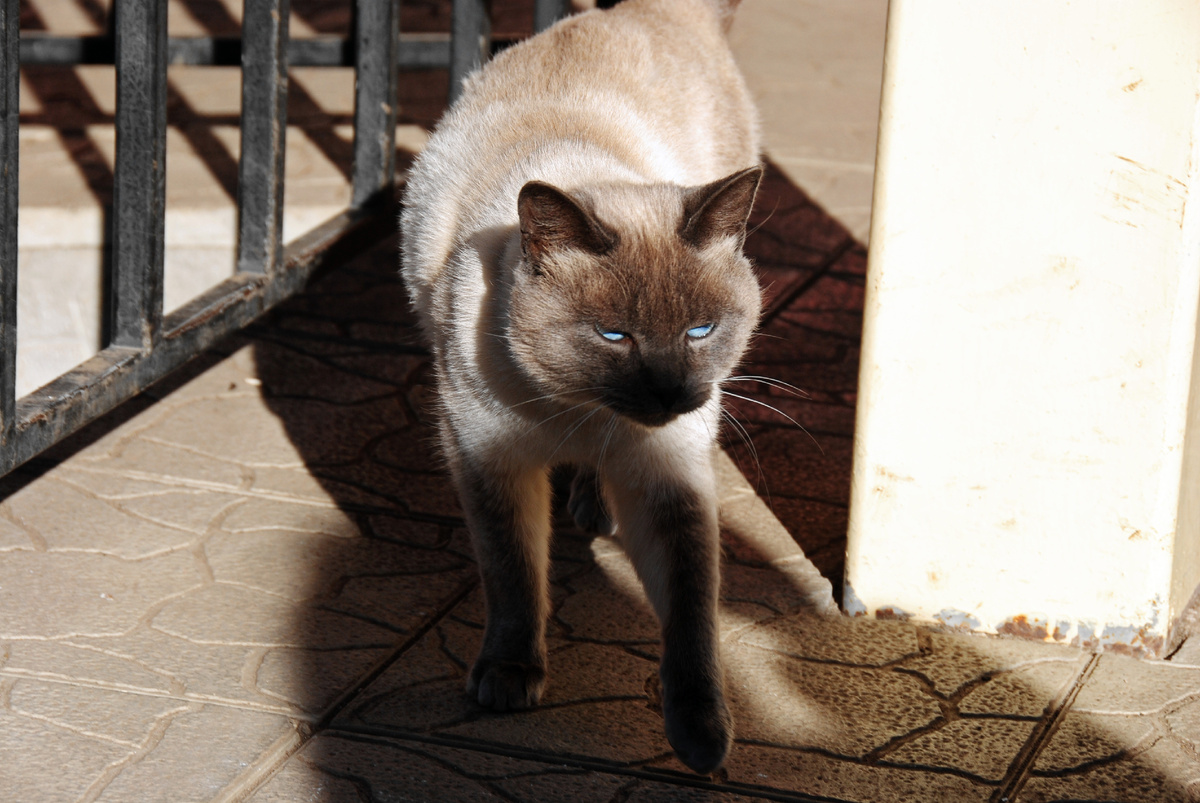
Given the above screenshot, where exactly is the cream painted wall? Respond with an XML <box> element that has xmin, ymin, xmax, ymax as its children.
<box><xmin>846</xmin><ymin>0</ymin><xmax>1200</xmax><ymax>654</ymax></box>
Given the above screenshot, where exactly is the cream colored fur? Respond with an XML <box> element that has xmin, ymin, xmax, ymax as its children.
<box><xmin>399</xmin><ymin>0</ymin><xmax>761</xmax><ymax>774</ymax></box>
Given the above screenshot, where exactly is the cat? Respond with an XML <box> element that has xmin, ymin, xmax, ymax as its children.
<box><xmin>399</xmin><ymin>0</ymin><xmax>762</xmax><ymax>774</ymax></box>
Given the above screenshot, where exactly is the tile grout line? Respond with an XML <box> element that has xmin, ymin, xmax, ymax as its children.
<box><xmin>759</xmin><ymin>236</ymin><xmax>857</xmax><ymax>324</ymax></box>
<box><xmin>991</xmin><ymin>652</ymin><xmax>1101</xmax><ymax>803</ymax></box>
<box><xmin>323</xmin><ymin>726</ymin><xmax>857</xmax><ymax>803</ymax></box>
<box><xmin>211</xmin><ymin>574</ymin><xmax>480</xmax><ymax>803</ymax></box>
<box><xmin>0</xmin><ymin>669</ymin><xmax>306</xmax><ymax>718</ymax></box>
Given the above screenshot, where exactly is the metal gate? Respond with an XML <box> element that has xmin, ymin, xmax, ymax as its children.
<box><xmin>0</xmin><ymin>0</ymin><xmax>568</xmax><ymax>477</ymax></box>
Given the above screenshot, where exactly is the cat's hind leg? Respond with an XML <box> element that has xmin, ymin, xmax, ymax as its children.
<box><xmin>455</xmin><ymin>460</ymin><xmax>553</xmax><ymax>711</ymax></box>
<box><xmin>608</xmin><ymin>462</ymin><xmax>732</xmax><ymax>774</ymax></box>
<box><xmin>567</xmin><ymin>466</ymin><xmax>616</xmax><ymax>535</ymax></box>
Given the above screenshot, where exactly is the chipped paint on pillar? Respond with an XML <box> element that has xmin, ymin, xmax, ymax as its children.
<box><xmin>933</xmin><ymin>608</ymin><xmax>981</xmax><ymax>631</ymax></box>
<box><xmin>837</xmin><ymin>601</ymin><xmax>1170</xmax><ymax>657</ymax></box>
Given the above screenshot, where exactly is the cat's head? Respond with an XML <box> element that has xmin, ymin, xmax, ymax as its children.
<box><xmin>506</xmin><ymin>166</ymin><xmax>763</xmax><ymax>428</ymax></box>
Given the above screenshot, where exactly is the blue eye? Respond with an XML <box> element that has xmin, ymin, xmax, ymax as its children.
<box><xmin>686</xmin><ymin>323</ymin><xmax>714</xmax><ymax>339</ymax></box>
<box><xmin>598</xmin><ymin>329</ymin><xmax>627</xmax><ymax>342</ymax></box>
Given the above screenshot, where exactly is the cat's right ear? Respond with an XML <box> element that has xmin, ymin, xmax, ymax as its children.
<box><xmin>518</xmin><ymin>182</ymin><xmax>617</xmax><ymax>271</ymax></box>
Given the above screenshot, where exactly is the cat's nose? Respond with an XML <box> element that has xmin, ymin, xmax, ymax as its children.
<box><xmin>653</xmin><ymin>384</ymin><xmax>686</xmax><ymax>411</ymax></box>
<box><xmin>648</xmin><ymin>379</ymin><xmax>708</xmax><ymax>417</ymax></box>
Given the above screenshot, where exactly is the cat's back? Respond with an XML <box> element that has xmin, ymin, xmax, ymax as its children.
<box><xmin>401</xmin><ymin>0</ymin><xmax>758</xmax><ymax>316</ymax></box>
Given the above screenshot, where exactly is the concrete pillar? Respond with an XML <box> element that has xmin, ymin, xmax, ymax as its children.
<box><xmin>845</xmin><ymin>0</ymin><xmax>1200</xmax><ymax>656</ymax></box>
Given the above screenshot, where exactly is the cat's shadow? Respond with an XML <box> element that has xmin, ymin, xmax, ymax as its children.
<box><xmin>246</xmin><ymin>166</ymin><xmax>1193</xmax><ymax>801</ymax></box>
<box><xmin>245</xmin><ymin>160</ymin><xmax>859</xmax><ymax>787</ymax></box>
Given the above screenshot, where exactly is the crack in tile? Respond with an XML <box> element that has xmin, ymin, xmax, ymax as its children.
<box><xmin>1028</xmin><ymin>724</ymin><xmax>1165</xmax><ymax>779</ymax></box>
<box><xmin>736</xmin><ymin>738</ymin><xmax>998</xmax><ymax>789</ymax></box>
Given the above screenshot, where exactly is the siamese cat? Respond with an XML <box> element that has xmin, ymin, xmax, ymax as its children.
<box><xmin>400</xmin><ymin>0</ymin><xmax>762</xmax><ymax>774</ymax></box>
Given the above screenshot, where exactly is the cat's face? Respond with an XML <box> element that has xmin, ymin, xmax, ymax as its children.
<box><xmin>506</xmin><ymin>168</ymin><xmax>763</xmax><ymax>427</ymax></box>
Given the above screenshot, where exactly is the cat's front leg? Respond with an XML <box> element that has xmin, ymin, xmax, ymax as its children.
<box><xmin>455</xmin><ymin>459</ymin><xmax>553</xmax><ymax>711</ymax></box>
<box><xmin>609</xmin><ymin>469</ymin><xmax>731</xmax><ymax>774</ymax></box>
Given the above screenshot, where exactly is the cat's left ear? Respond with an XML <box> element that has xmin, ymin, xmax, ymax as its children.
<box><xmin>680</xmin><ymin>165</ymin><xmax>763</xmax><ymax>249</ymax></box>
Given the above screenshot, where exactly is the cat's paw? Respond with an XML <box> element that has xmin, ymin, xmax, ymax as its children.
<box><xmin>567</xmin><ymin>469</ymin><xmax>616</xmax><ymax>535</ymax></box>
<box><xmin>663</xmin><ymin>693</ymin><xmax>733</xmax><ymax>775</ymax></box>
<box><xmin>467</xmin><ymin>659</ymin><xmax>546</xmax><ymax>712</ymax></box>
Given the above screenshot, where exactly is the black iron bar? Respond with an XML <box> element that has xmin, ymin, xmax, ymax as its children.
<box><xmin>1</xmin><ymin>0</ymin><xmax>19</xmax><ymax>466</ymax></box>
<box><xmin>350</xmin><ymin>0</ymin><xmax>399</xmax><ymax>208</ymax></box>
<box><xmin>449</xmin><ymin>0</ymin><xmax>491</xmax><ymax>105</ymax></box>
<box><xmin>20</xmin><ymin>33</ymin><xmax>456</xmax><ymax>69</ymax></box>
<box><xmin>236</xmin><ymin>0</ymin><xmax>290</xmax><ymax>275</ymax></box>
<box><xmin>109</xmin><ymin>0</ymin><xmax>168</xmax><ymax>350</ymax></box>
<box><xmin>3</xmin><ymin>1</ymin><xmax>555</xmax><ymax>478</ymax></box>
<box><xmin>9</xmin><ymin>207</ymin><xmax>385</xmax><ymax>476</ymax></box>
<box><xmin>533</xmin><ymin>0</ymin><xmax>568</xmax><ymax>33</ymax></box>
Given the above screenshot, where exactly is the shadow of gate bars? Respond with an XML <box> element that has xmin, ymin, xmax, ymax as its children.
<box><xmin>0</xmin><ymin>0</ymin><xmax>569</xmax><ymax>478</ymax></box>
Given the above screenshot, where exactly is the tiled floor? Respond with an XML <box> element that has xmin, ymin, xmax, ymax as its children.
<box><xmin>6</xmin><ymin>1</ymin><xmax>1200</xmax><ymax>801</ymax></box>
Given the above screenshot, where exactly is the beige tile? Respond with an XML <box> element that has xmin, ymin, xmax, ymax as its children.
<box><xmin>1073</xmin><ymin>653</ymin><xmax>1200</xmax><ymax>714</ymax></box>
<box><xmin>737</xmin><ymin>611</ymin><xmax>920</xmax><ymax>667</ymax></box>
<box><xmin>145</xmin><ymin>345</ymin><xmax>262</xmax><ymax>404</ymax></box>
<box><xmin>326</xmin><ymin>571</ymin><xmax>476</xmax><ymax>633</ymax></box>
<box><xmin>554</xmin><ymin>537</ymin><xmax>661</xmax><ymax>644</ymax></box>
<box><xmin>17</xmin><ymin>126</ymin><xmax>110</xmax><ymax>216</ymax></box>
<box><xmin>724</xmin><ymin>743</ymin><xmax>994</xmax><ymax>802</ymax></box>
<box><xmin>247</xmin><ymin>734</ymin><xmax>642</xmax><ymax>803</ymax></box>
<box><xmin>111</xmin><ymin>489</ymin><xmax>245</xmax><ymax>536</ymax></box>
<box><xmin>1023</xmin><ymin>670</ymin><xmax>1200</xmax><ymax>801</ymax></box>
<box><xmin>91</xmin><ymin>705</ymin><xmax>293</xmax><ymax>803</ymax></box>
<box><xmin>1034</xmin><ymin>711</ymin><xmax>1158</xmax><ymax>774</ymax></box>
<box><xmin>447</xmin><ymin>700</ymin><xmax>671</xmax><ymax>765</ymax></box>
<box><xmin>9</xmin><ymin>678</ymin><xmax>189</xmax><ymax>748</ymax></box>
<box><xmin>65</xmin><ymin>438</ymin><xmax>249</xmax><ymax>490</ymax></box>
<box><xmin>252</xmin><ymin>646</ymin><xmax>391</xmax><ymax>714</ymax></box>
<box><xmin>1020</xmin><ymin>731</ymin><xmax>1200</xmax><ymax>802</ymax></box>
<box><xmin>71</xmin><ymin>627</ymin><xmax>293</xmax><ymax>712</ymax></box>
<box><xmin>23</xmin><ymin>0</ymin><xmax>106</xmax><ymax>35</ymax></box>
<box><xmin>219</xmin><ymin>497</ymin><xmax>360</xmax><ymax>538</ymax></box>
<box><xmin>958</xmin><ymin>660</ymin><xmax>1083</xmax><ymax>718</ymax></box>
<box><xmin>904</xmin><ymin>632</ymin><xmax>1088</xmax><ymax>700</ymax></box>
<box><xmin>0</xmin><ymin>550</ymin><xmax>202</xmax><ymax>639</ymax></box>
<box><xmin>203</xmin><ymin>529</ymin><xmax>468</xmax><ymax>603</ymax></box>
<box><xmin>885</xmin><ymin>718</ymin><xmax>1034</xmax><ymax>782</ymax></box>
<box><xmin>3</xmin><ymin>640</ymin><xmax>176</xmax><ymax>693</ymax></box>
<box><xmin>150</xmin><ymin>582</ymin><xmax>399</xmax><ymax>649</ymax></box>
<box><xmin>4</xmin><ymin>478</ymin><xmax>202</xmax><ymax>558</ymax></box>
<box><xmin>0</xmin><ymin>702</ymin><xmax>132</xmax><ymax>803</ymax></box>
<box><xmin>135</xmin><ymin>396</ymin><xmax>308</xmax><ymax>469</ymax></box>
<box><xmin>0</xmin><ymin>515</ymin><xmax>35</xmax><ymax>551</ymax></box>
<box><xmin>1166</xmin><ymin>694</ymin><xmax>1200</xmax><ymax>748</ymax></box>
<box><xmin>731</xmin><ymin>0</ymin><xmax>886</xmax><ymax>242</ymax></box>
<box><xmin>725</xmin><ymin>642</ymin><xmax>940</xmax><ymax>757</ymax></box>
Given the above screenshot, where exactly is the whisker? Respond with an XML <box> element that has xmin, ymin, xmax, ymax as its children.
<box><xmin>723</xmin><ymin>375</ymin><xmax>812</xmax><ymax>400</ymax></box>
<box><xmin>594</xmin><ymin>413</ymin><xmax>620</xmax><ymax>513</ymax></box>
<box><xmin>745</xmin><ymin>196</ymin><xmax>779</xmax><ymax>238</ymax></box>
<box><xmin>596</xmin><ymin>414</ymin><xmax>619</xmax><ymax>478</ymax></box>
<box><xmin>721</xmin><ymin>390</ymin><xmax>825</xmax><ymax>456</ymax></box>
<box><xmin>524</xmin><ymin>397</ymin><xmax>601</xmax><ymax>437</ymax></box>
<box><xmin>719</xmin><ymin>407</ymin><xmax>770</xmax><ymax>503</ymax></box>
<box><xmin>511</xmin><ymin>386</ymin><xmax>609</xmax><ymax>409</ymax></box>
